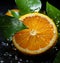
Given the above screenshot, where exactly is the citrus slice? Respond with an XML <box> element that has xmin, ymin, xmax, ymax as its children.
<box><xmin>12</xmin><ymin>13</ymin><xmax>58</xmax><ymax>55</ymax></box>
<box><xmin>5</xmin><ymin>9</ymin><xmax>19</xmax><ymax>16</ymax></box>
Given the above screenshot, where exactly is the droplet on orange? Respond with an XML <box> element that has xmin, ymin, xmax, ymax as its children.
<box><xmin>12</xmin><ymin>13</ymin><xmax>58</xmax><ymax>55</ymax></box>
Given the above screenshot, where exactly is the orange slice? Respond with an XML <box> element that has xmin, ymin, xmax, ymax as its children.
<box><xmin>5</xmin><ymin>9</ymin><xmax>19</xmax><ymax>16</ymax></box>
<box><xmin>12</xmin><ymin>13</ymin><xmax>58</xmax><ymax>55</ymax></box>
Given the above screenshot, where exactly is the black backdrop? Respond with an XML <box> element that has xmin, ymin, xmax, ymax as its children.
<box><xmin>0</xmin><ymin>0</ymin><xmax>60</xmax><ymax>14</ymax></box>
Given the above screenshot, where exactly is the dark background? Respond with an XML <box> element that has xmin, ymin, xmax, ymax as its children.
<box><xmin>0</xmin><ymin>0</ymin><xmax>60</xmax><ymax>14</ymax></box>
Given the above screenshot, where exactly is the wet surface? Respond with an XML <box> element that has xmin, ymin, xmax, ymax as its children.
<box><xmin>0</xmin><ymin>38</ymin><xmax>60</xmax><ymax>63</ymax></box>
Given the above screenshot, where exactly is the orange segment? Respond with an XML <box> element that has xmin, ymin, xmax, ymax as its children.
<box><xmin>12</xmin><ymin>13</ymin><xmax>58</xmax><ymax>55</ymax></box>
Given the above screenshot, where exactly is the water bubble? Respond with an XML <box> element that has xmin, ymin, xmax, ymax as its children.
<box><xmin>0</xmin><ymin>60</ymin><xmax>4</xmax><ymax>63</ymax></box>
<box><xmin>20</xmin><ymin>59</ymin><xmax>22</xmax><ymax>62</ymax></box>
<box><xmin>26</xmin><ymin>60</ymin><xmax>29</xmax><ymax>63</ymax></box>
<box><xmin>9</xmin><ymin>54</ymin><xmax>12</xmax><ymax>57</ymax></box>
<box><xmin>18</xmin><ymin>61</ymin><xmax>21</xmax><ymax>63</ymax></box>
<box><xmin>15</xmin><ymin>55</ymin><xmax>18</xmax><ymax>60</ymax></box>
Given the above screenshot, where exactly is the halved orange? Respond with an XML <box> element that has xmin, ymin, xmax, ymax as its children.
<box><xmin>5</xmin><ymin>9</ymin><xmax>19</xmax><ymax>16</ymax></box>
<box><xmin>12</xmin><ymin>13</ymin><xmax>58</xmax><ymax>55</ymax></box>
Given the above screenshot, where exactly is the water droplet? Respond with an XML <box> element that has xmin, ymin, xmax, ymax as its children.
<box><xmin>11</xmin><ymin>43</ymin><xmax>14</xmax><ymax>46</ymax></box>
<box><xmin>26</xmin><ymin>60</ymin><xmax>29</xmax><ymax>63</ymax></box>
<box><xmin>15</xmin><ymin>55</ymin><xmax>18</xmax><ymax>60</ymax></box>
<box><xmin>1</xmin><ymin>42</ymin><xmax>6</xmax><ymax>46</ymax></box>
<box><xmin>18</xmin><ymin>61</ymin><xmax>21</xmax><ymax>63</ymax></box>
<box><xmin>58</xmin><ymin>21</ymin><xmax>60</xmax><ymax>23</ymax></box>
<box><xmin>6</xmin><ymin>43</ymin><xmax>9</xmax><ymax>46</ymax></box>
<box><xmin>1</xmin><ymin>42</ymin><xmax>9</xmax><ymax>47</ymax></box>
<box><xmin>0</xmin><ymin>60</ymin><xmax>4</xmax><ymax>63</ymax></box>
<box><xmin>20</xmin><ymin>59</ymin><xmax>22</xmax><ymax>61</ymax></box>
<box><xmin>56</xmin><ymin>48</ymin><xmax>58</xmax><ymax>51</ymax></box>
<box><xmin>9</xmin><ymin>54</ymin><xmax>12</xmax><ymax>57</ymax></box>
<box><xmin>13</xmin><ymin>48</ymin><xmax>17</xmax><ymax>51</ymax></box>
<box><xmin>4</xmin><ymin>52</ymin><xmax>9</xmax><ymax>56</ymax></box>
<box><xmin>4</xmin><ymin>53</ymin><xmax>6</xmax><ymax>56</ymax></box>
<box><xmin>7</xmin><ymin>38</ymin><xmax>10</xmax><ymax>41</ymax></box>
<box><xmin>57</xmin><ymin>25</ymin><xmax>59</xmax><ymax>27</ymax></box>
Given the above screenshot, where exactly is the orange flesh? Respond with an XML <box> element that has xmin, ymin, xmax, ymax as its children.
<box><xmin>14</xmin><ymin>16</ymin><xmax>54</xmax><ymax>50</ymax></box>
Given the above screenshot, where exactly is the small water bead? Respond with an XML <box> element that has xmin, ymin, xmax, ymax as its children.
<box><xmin>11</xmin><ymin>43</ymin><xmax>17</xmax><ymax>51</ymax></box>
<box><xmin>18</xmin><ymin>61</ymin><xmax>21</xmax><ymax>63</ymax></box>
<box><xmin>19</xmin><ymin>58</ymin><xmax>22</xmax><ymax>62</ymax></box>
<box><xmin>56</xmin><ymin>24</ymin><xmax>59</xmax><ymax>27</ymax></box>
<box><xmin>3</xmin><ymin>52</ymin><xmax>9</xmax><ymax>56</ymax></box>
<box><xmin>6</xmin><ymin>43</ymin><xmax>9</xmax><ymax>46</ymax></box>
<box><xmin>15</xmin><ymin>55</ymin><xmax>18</xmax><ymax>60</ymax></box>
<box><xmin>26</xmin><ymin>60</ymin><xmax>29</xmax><ymax>63</ymax></box>
<box><xmin>0</xmin><ymin>60</ymin><xmax>4</xmax><ymax>63</ymax></box>
<box><xmin>56</xmin><ymin>48</ymin><xmax>58</xmax><ymax>51</ymax></box>
<box><xmin>1</xmin><ymin>42</ymin><xmax>9</xmax><ymax>47</ymax></box>
<box><xmin>6</xmin><ymin>38</ymin><xmax>10</xmax><ymax>41</ymax></box>
<box><xmin>13</xmin><ymin>47</ymin><xmax>17</xmax><ymax>51</ymax></box>
<box><xmin>11</xmin><ymin>43</ymin><xmax>14</xmax><ymax>46</ymax></box>
<box><xmin>57</xmin><ymin>20</ymin><xmax>60</xmax><ymax>23</ymax></box>
<box><xmin>9</xmin><ymin>54</ymin><xmax>12</xmax><ymax>57</ymax></box>
<box><xmin>53</xmin><ymin>47</ymin><xmax>57</xmax><ymax>50</ymax></box>
<box><xmin>4</xmin><ymin>53</ymin><xmax>7</xmax><ymax>56</ymax></box>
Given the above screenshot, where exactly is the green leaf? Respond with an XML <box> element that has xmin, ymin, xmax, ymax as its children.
<box><xmin>10</xmin><ymin>10</ymin><xmax>20</xmax><ymax>18</ymax></box>
<box><xmin>15</xmin><ymin>0</ymin><xmax>42</xmax><ymax>15</ymax></box>
<box><xmin>0</xmin><ymin>15</ymin><xmax>27</xmax><ymax>40</ymax></box>
<box><xmin>53</xmin><ymin>51</ymin><xmax>60</xmax><ymax>63</ymax></box>
<box><xmin>46</xmin><ymin>2</ymin><xmax>60</xmax><ymax>37</ymax></box>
